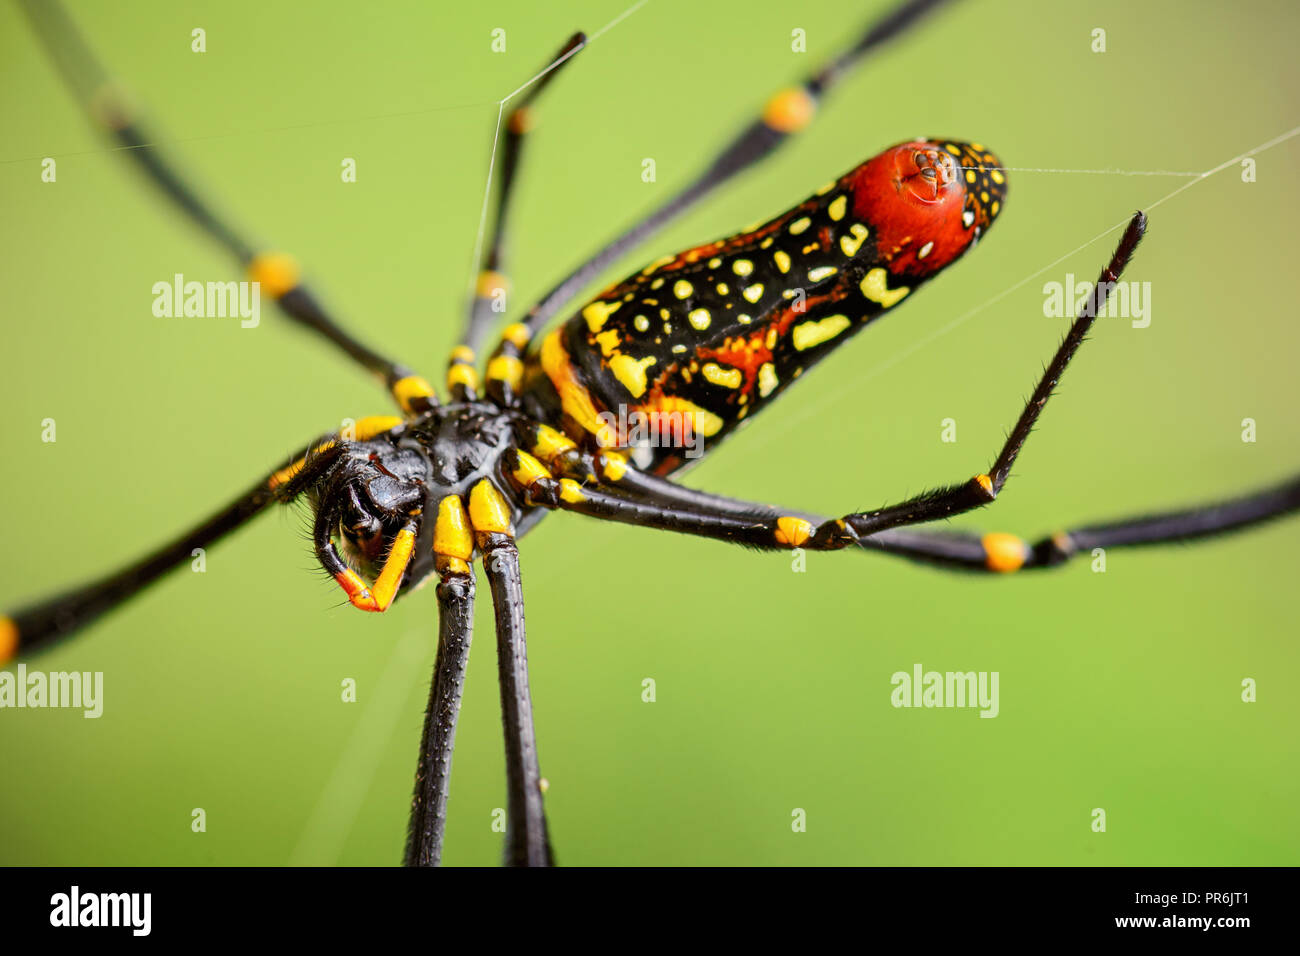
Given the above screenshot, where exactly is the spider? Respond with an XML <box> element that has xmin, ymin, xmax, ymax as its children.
<box><xmin>5</xmin><ymin>0</ymin><xmax>1298</xmax><ymax>867</ymax></box>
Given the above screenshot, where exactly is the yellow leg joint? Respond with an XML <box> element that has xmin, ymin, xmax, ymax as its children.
<box><xmin>468</xmin><ymin>480</ymin><xmax>514</xmax><ymax>536</ymax></box>
<box><xmin>0</xmin><ymin>617</ymin><xmax>17</xmax><ymax>664</ymax></box>
<box><xmin>774</xmin><ymin>516</ymin><xmax>813</xmax><ymax>548</ymax></box>
<box><xmin>433</xmin><ymin>496</ymin><xmax>474</xmax><ymax>562</ymax></box>
<box><xmin>558</xmin><ymin>479</ymin><xmax>587</xmax><ymax>504</ymax></box>
<box><xmin>447</xmin><ymin>363</ymin><xmax>480</xmax><ymax>394</ymax></box>
<box><xmin>501</xmin><ymin>323</ymin><xmax>531</xmax><ymax>350</ymax></box>
<box><xmin>532</xmin><ymin>423</ymin><xmax>578</xmax><ymax>465</ymax></box>
<box><xmin>352</xmin><ymin>416</ymin><xmax>402</xmax><ymax>441</ymax></box>
<box><xmin>511</xmin><ymin>450</ymin><xmax>553</xmax><ymax>491</ymax></box>
<box><xmin>476</xmin><ymin>270</ymin><xmax>510</xmax><ymax>299</ymax></box>
<box><xmin>599</xmin><ymin>451</ymin><xmax>628</xmax><ymax>482</ymax></box>
<box><xmin>762</xmin><ymin>87</ymin><xmax>816</xmax><ymax>133</ymax></box>
<box><xmin>974</xmin><ymin>473</ymin><xmax>995</xmax><ymax>497</ymax></box>
<box><xmin>982</xmin><ymin>533</ymin><xmax>1028</xmax><ymax>573</ymax></box>
<box><xmin>268</xmin><ymin>440</ymin><xmax>337</xmax><ymax>490</ymax></box>
<box><xmin>392</xmin><ymin>375</ymin><xmax>436</xmax><ymax>415</ymax></box>
<box><xmin>486</xmin><ymin>354</ymin><xmax>524</xmax><ymax>392</ymax></box>
<box><xmin>247</xmin><ymin>252</ymin><xmax>301</xmax><ymax>299</ymax></box>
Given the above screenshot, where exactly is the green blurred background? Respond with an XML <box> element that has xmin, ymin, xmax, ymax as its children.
<box><xmin>1</xmin><ymin>0</ymin><xmax>1297</xmax><ymax>866</ymax></box>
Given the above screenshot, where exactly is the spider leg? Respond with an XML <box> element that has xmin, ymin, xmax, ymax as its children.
<box><xmin>1</xmin><ymin>436</ymin><xmax>343</xmax><ymax>662</ymax></box>
<box><xmin>451</xmin><ymin>33</ymin><xmax>587</xmax><ymax>403</ymax></box>
<box><xmin>19</xmin><ymin>0</ymin><xmax>437</xmax><ymax>416</ymax></box>
<box><xmin>404</xmin><ymin>565</ymin><xmax>476</xmax><ymax>867</ymax></box>
<box><xmin>512</xmin><ymin>0</ymin><xmax>955</xmax><ymax>344</ymax></box>
<box><xmin>535</xmin><ymin>458</ymin><xmax>1300</xmax><ymax>573</ymax></box>
<box><xmin>466</xmin><ymin>480</ymin><xmax>552</xmax><ymax>866</ymax></box>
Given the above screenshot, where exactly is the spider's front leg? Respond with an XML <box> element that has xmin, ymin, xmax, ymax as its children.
<box><xmin>405</xmin><ymin>496</ymin><xmax>477</xmax><ymax>867</ymax></box>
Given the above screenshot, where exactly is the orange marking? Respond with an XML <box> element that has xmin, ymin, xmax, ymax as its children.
<box><xmin>247</xmin><ymin>252</ymin><xmax>301</xmax><ymax>299</ymax></box>
<box><xmin>774</xmin><ymin>516</ymin><xmax>813</xmax><ymax>548</ymax></box>
<box><xmin>334</xmin><ymin>568</ymin><xmax>376</xmax><ymax>610</ymax></box>
<box><xmin>508</xmin><ymin>106</ymin><xmax>534</xmax><ymax>135</ymax></box>
<box><xmin>762</xmin><ymin>87</ymin><xmax>816</xmax><ymax>133</ymax></box>
<box><xmin>975</xmin><ymin>474</ymin><xmax>994</xmax><ymax>496</ymax></box>
<box><xmin>539</xmin><ymin>330</ymin><xmax>607</xmax><ymax>439</ymax></box>
<box><xmin>0</xmin><ymin>617</ymin><xmax>17</xmax><ymax>663</ymax></box>
<box><xmin>982</xmin><ymin>533</ymin><xmax>1027</xmax><ymax>573</ymax></box>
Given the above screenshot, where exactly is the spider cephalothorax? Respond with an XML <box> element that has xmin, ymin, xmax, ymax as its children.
<box><xmin>292</xmin><ymin>404</ymin><xmax>549</xmax><ymax>612</ymax></box>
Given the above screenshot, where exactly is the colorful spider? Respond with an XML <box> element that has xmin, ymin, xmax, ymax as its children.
<box><xmin>5</xmin><ymin>0</ymin><xmax>1297</xmax><ymax>867</ymax></box>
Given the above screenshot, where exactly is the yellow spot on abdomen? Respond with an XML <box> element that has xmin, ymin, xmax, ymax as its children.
<box><xmin>840</xmin><ymin>223</ymin><xmax>869</xmax><ymax>258</ymax></box>
<box><xmin>594</xmin><ymin>329</ymin><xmax>622</xmax><ymax>356</ymax></box>
<box><xmin>609</xmin><ymin>353</ymin><xmax>657</xmax><ymax>398</ymax></box>
<box><xmin>792</xmin><ymin>315</ymin><xmax>850</xmax><ymax>351</ymax></box>
<box><xmin>828</xmin><ymin>195</ymin><xmax>847</xmax><ymax>221</ymax></box>
<box><xmin>583</xmin><ymin>299</ymin><xmax>622</xmax><ymax>332</ymax></box>
<box><xmin>758</xmin><ymin>362</ymin><xmax>779</xmax><ymax>398</ymax></box>
<box><xmin>701</xmin><ymin>362</ymin><xmax>742</xmax><ymax>389</ymax></box>
<box><xmin>860</xmin><ymin>268</ymin><xmax>910</xmax><ymax>308</ymax></box>
<box><xmin>642</xmin><ymin>396</ymin><xmax>724</xmax><ymax>437</ymax></box>
<box><xmin>688</xmin><ymin>308</ymin><xmax>711</xmax><ymax>330</ymax></box>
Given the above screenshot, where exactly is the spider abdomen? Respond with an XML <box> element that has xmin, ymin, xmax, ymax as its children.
<box><xmin>533</xmin><ymin>140</ymin><xmax>1005</xmax><ymax>475</ymax></box>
